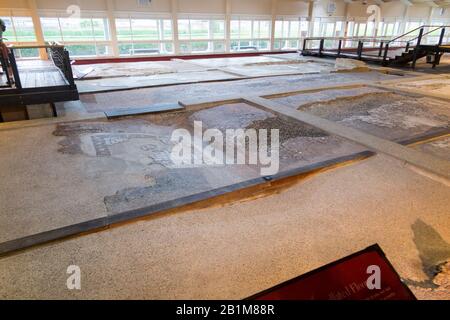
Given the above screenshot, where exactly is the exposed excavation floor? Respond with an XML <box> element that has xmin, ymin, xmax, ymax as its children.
<box><xmin>0</xmin><ymin>56</ymin><xmax>449</xmax><ymax>299</ymax></box>
<box><xmin>80</xmin><ymin>72</ymin><xmax>403</xmax><ymax>113</ymax></box>
<box><xmin>0</xmin><ymin>155</ymin><xmax>449</xmax><ymax>299</ymax></box>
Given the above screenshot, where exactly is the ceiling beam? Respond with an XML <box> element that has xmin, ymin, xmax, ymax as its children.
<box><xmin>428</xmin><ymin>1</ymin><xmax>440</xmax><ymax>8</ymax></box>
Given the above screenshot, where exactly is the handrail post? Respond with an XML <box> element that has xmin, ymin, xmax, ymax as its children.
<box><xmin>319</xmin><ymin>38</ymin><xmax>324</xmax><ymax>56</ymax></box>
<box><xmin>433</xmin><ymin>27</ymin><xmax>445</xmax><ymax>69</ymax></box>
<box><xmin>337</xmin><ymin>39</ymin><xmax>342</xmax><ymax>57</ymax></box>
<box><xmin>378</xmin><ymin>41</ymin><xmax>383</xmax><ymax>57</ymax></box>
<box><xmin>63</xmin><ymin>49</ymin><xmax>75</xmax><ymax>88</ymax></box>
<box><xmin>0</xmin><ymin>53</ymin><xmax>12</xmax><ymax>87</ymax></box>
<box><xmin>411</xmin><ymin>27</ymin><xmax>424</xmax><ymax>69</ymax></box>
<box><xmin>405</xmin><ymin>42</ymin><xmax>410</xmax><ymax>52</ymax></box>
<box><xmin>8</xmin><ymin>49</ymin><xmax>21</xmax><ymax>89</ymax></box>
<box><xmin>383</xmin><ymin>43</ymin><xmax>389</xmax><ymax>65</ymax></box>
<box><xmin>302</xmin><ymin>38</ymin><xmax>307</xmax><ymax>52</ymax></box>
<box><xmin>357</xmin><ymin>41</ymin><xmax>363</xmax><ymax>60</ymax></box>
<box><xmin>437</xmin><ymin>27</ymin><xmax>445</xmax><ymax>46</ymax></box>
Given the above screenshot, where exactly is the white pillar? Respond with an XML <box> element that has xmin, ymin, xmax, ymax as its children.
<box><xmin>343</xmin><ymin>1</ymin><xmax>350</xmax><ymax>38</ymax></box>
<box><xmin>427</xmin><ymin>7</ymin><xmax>435</xmax><ymax>25</ymax></box>
<box><xmin>307</xmin><ymin>0</ymin><xmax>314</xmax><ymax>37</ymax></box>
<box><xmin>270</xmin><ymin>0</ymin><xmax>277</xmax><ymax>51</ymax></box>
<box><xmin>399</xmin><ymin>3</ymin><xmax>411</xmax><ymax>35</ymax></box>
<box><xmin>225</xmin><ymin>0</ymin><xmax>231</xmax><ymax>52</ymax></box>
<box><xmin>106</xmin><ymin>0</ymin><xmax>119</xmax><ymax>57</ymax></box>
<box><xmin>171</xmin><ymin>0</ymin><xmax>180</xmax><ymax>55</ymax></box>
<box><xmin>27</xmin><ymin>0</ymin><xmax>47</xmax><ymax>59</ymax></box>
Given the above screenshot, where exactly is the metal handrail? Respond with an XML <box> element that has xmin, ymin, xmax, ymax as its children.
<box><xmin>303</xmin><ymin>36</ymin><xmax>391</xmax><ymax>41</ymax></box>
<box><xmin>387</xmin><ymin>25</ymin><xmax>450</xmax><ymax>45</ymax></box>
<box><xmin>406</xmin><ymin>26</ymin><xmax>448</xmax><ymax>44</ymax></box>
<box><xmin>8</xmin><ymin>43</ymin><xmax>65</xmax><ymax>50</ymax></box>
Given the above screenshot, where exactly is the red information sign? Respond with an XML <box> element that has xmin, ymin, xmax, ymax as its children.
<box><xmin>247</xmin><ymin>244</ymin><xmax>416</xmax><ymax>300</ymax></box>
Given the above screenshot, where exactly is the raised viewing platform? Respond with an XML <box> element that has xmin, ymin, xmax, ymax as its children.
<box><xmin>0</xmin><ymin>43</ymin><xmax>79</xmax><ymax>117</ymax></box>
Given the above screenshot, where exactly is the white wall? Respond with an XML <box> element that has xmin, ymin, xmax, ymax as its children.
<box><xmin>0</xmin><ymin>0</ymin><xmax>446</xmax><ymax>19</ymax></box>
<box><xmin>35</xmin><ymin>0</ymin><xmax>107</xmax><ymax>11</ymax></box>
<box><xmin>230</xmin><ymin>0</ymin><xmax>272</xmax><ymax>15</ymax></box>
<box><xmin>277</xmin><ymin>0</ymin><xmax>309</xmax><ymax>16</ymax></box>
<box><xmin>408</xmin><ymin>4</ymin><xmax>431</xmax><ymax>19</ymax></box>
<box><xmin>112</xmin><ymin>0</ymin><xmax>171</xmax><ymax>13</ymax></box>
<box><xmin>380</xmin><ymin>1</ymin><xmax>408</xmax><ymax>18</ymax></box>
<box><xmin>178</xmin><ymin>0</ymin><xmax>225</xmax><ymax>14</ymax></box>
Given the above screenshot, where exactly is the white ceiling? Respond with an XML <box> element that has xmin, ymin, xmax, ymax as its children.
<box><xmin>342</xmin><ymin>0</ymin><xmax>450</xmax><ymax>8</ymax></box>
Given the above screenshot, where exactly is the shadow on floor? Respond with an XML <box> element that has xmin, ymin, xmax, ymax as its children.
<box><xmin>404</xmin><ymin>218</ymin><xmax>450</xmax><ymax>288</ymax></box>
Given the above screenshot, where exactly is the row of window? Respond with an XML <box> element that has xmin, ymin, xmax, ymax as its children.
<box><xmin>2</xmin><ymin>15</ymin><xmax>449</xmax><ymax>58</ymax></box>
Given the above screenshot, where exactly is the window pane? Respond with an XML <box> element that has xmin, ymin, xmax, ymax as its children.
<box><xmin>116</xmin><ymin>19</ymin><xmax>132</xmax><ymax>41</ymax></box>
<box><xmin>1</xmin><ymin>17</ymin><xmax>15</xmax><ymax>41</ymax></box>
<box><xmin>191</xmin><ymin>41</ymin><xmax>208</xmax><ymax>52</ymax></box>
<box><xmin>366</xmin><ymin>22</ymin><xmax>374</xmax><ymax>37</ymax></box>
<box><xmin>163</xmin><ymin>20</ymin><xmax>172</xmax><ymax>40</ymax></box>
<box><xmin>230</xmin><ymin>20</ymin><xmax>240</xmax><ymax>39</ymax></box>
<box><xmin>377</xmin><ymin>22</ymin><xmax>384</xmax><ymax>36</ymax></box>
<box><xmin>239</xmin><ymin>20</ymin><xmax>251</xmax><ymax>39</ymax></box>
<box><xmin>163</xmin><ymin>42</ymin><xmax>173</xmax><ymax>54</ymax></box>
<box><xmin>256</xmin><ymin>40</ymin><xmax>269</xmax><ymax>50</ymax></box>
<box><xmin>12</xmin><ymin>17</ymin><xmax>36</xmax><ymax>42</ymax></box>
<box><xmin>274</xmin><ymin>21</ymin><xmax>282</xmax><ymax>38</ymax></box>
<box><xmin>212</xmin><ymin>20</ymin><xmax>224</xmax><ymax>39</ymax></box>
<box><xmin>259</xmin><ymin>20</ymin><xmax>270</xmax><ymax>38</ymax></box>
<box><xmin>96</xmin><ymin>45</ymin><xmax>112</xmax><ymax>56</ymax></box>
<box><xmin>335</xmin><ymin>21</ymin><xmax>343</xmax><ymax>36</ymax></box>
<box><xmin>324</xmin><ymin>23</ymin><xmax>334</xmax><ymax>37</ymax></box>
<box><xmin>179</xmin><ymin>42</ymin><xmax>190</xmax><ymax>53</ymax></box>
<box><xmin>358</xmin><ymin>23</ymin><xmax>366</xmax><ymax>37</ymax></box>
<box><xmin>385</xmin><ymin>23</ymin><xmax>395</xmax><ymax>36</ymax></box>
<box><xmin>347</xmin><ymin>22</ymin><xmax>354</xmax><ymax>37</ymax></box>
<box><xmin>66</xmin><ymin>44</ymin><xmax>97</xmax><ymax>57</ymax></box>
<box><xmin>14</xmin><ymin>48</ymin><xmax>39</xmax><ymax>58</ymax></box>
<box><xmin>92</xmin><ymin>18</ymin><xmax>108</xmax><ymax>40</ymax></box>
<box><xmin>289</xmin><ymin>21</ymin><xmax>299</xmax><ymax>38</ymax></box>
<box><xmin>213</xmin><ymin>41</ymin><xmax>225</xmax><ymax>52</ymax></box>
<box><xmin>60</xmin><ymin>18</ymin><xmax>94</xmax><ymax>41</ymax></box>
<box><xmin>178</xmin><ymin>19</ymin><xmax>190</xmax><ymax>40</ymax></box>
<box><xmin>313</xmin><ymin>21</ymin><xmax>320</xmax><ymax>36</ymax></box>
<box><xmin>190</xmin><ymin>20</ymin><xmax>209</xmax><ymax>39</ymax></box>
<box><xmin>300</xmin><ymin>21</ymin><xmax>308</xmax><ymax>33</ymax></box>
<box><xmin>41</xmin><ymin>18</ymin><xmax>62</xmax><ymax>41</ymax></box>
<box><xmin>119</xmin><ymin>43</ymin><xmax>133</xmax><ymax>55</ymax></box>
<box><xmin>131</xmin><ymin>42</ymin><xmax>160</xmax><ymax>55</ymax></box>
<box><xmin>282</xmin><ymin>21</ymin><xmax>289</xmax><ymax>38</ymax></box>
<box><xmin>131</xmin><ymin>19</ymin><xmax>158</xmax><ymax>40</ymax></box>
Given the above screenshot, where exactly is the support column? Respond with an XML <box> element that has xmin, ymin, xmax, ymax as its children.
<box><xmin>343</xmin><ymin>1</ymin><xmax>350</xmax><ymax>37</ymax></box>
<box><xmin>427</xmin><ymin>6</ymin><xmax>435</xmax><ymax>25</ymax></box>
<box><xmin>225</xmin><ymin>0</ymin><xmax>231</xmax><ymax>52</ymax></box>
<box><xmin>27</xmin><ymin>0</ymin><xmax>47</xmax><ymax>59</ymax></box>
<box><xmin>106</xmin><ymin>0</ymin><xmax>119</xmax><ymax>57</ymax></box>
<box><xmin>307</xmin><ymin>0</ymin><xmax>314</xmax><ymax>37</ymax></box>
<box><xmin>270</xmin><ymin>0</ymin><xmax>277</xmax><ymax>51</ymax></box>
<box><xmin>399</xmin><ymin>2</ymin><xmax>411</xmax><ymax>35</ymax></box>
<box><xmin>171</xmin><ymin>0</ymin><xmax>180</xmax><ymax>55</ymax></box>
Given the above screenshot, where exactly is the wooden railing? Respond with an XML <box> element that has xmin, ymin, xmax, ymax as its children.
<box><xmin>4</xmin><ymin>43</ymin><xmax>75</xmax><ymax>90</ymax></box>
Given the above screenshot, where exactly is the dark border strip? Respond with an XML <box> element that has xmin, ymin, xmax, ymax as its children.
<box><xmin>396</xmin><ymin>127</ymin><xmax>450</xmax><ymax>146</ymax></box>
<box><xmin>0</xmin><ymin>150</ymin><xmax>373</xmax><ymax>257</ymax></box>
<box><xmin>104</xmin><ymin>103</ymin><xmax>185</xmax><ymax>119</ymax></box>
